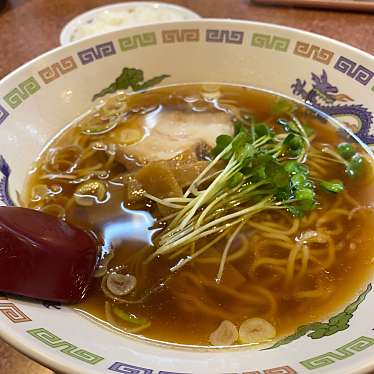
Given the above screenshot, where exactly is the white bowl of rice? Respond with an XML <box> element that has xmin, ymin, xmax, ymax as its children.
<box><xmin>60</xmin><ymin>2</ymin><xmax>200</xmax><ymax>45</ymax></box>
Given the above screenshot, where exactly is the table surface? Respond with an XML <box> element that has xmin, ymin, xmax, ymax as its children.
<box><xmin>0</xmin><ymin>0</ymin><xmax>373</xmax><ymax>372</ymax></box>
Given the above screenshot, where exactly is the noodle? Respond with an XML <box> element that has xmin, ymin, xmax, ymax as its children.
<box><xmin>23</xmin><ymin>83</ymin><xmax>374</xmax><ymax>346</ymax></box>
<box><xmin>196</xmin><ymin>234</ymin><xmax>252</xmax><ymax>264</ymax></box>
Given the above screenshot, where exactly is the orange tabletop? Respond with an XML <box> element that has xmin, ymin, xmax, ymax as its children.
<box><xmin>0</xmin><ymin>0</ymin><xmax>373</xmax><ymax>373</ymax></box>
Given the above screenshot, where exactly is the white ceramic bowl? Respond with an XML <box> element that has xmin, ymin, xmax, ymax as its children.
<box><xmin>60</xmin><ymin>2</ymin><xmax>200</xmax><ymax>45</ymax></box>
<box><xmin>1</xmin><ymin>19</ymin><xmax>374</xmax><ymax>374</ymax></box>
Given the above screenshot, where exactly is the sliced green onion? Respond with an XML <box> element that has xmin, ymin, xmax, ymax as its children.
<box><xmin>209</xmin><ymin>320</ymin><xmax>238</xmax><ymax>346</ymax></box>
<box><xmin>80</xmin><ymin>113</ymin><xmax>121</xmax><ymax>135</ymax></box>
<box><xmin>238</xmin><ymin>318</ymin><xmax>276</xmax><ymax>344</ymax></box>
<box><xmin>113</xmin><ymin>307</ymin><xmax>149</xmax><ymax>326</ymax></box>
<box><xmin>74</xmin><ymin>180</ymin><xmax>107</xmax><ymax>206</ymax></box>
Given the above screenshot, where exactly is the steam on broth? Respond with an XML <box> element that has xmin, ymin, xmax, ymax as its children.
<box><xmin>23</xmin><ymin>84</ymin><xmax>374</xmax><ymax>346</ymax></box>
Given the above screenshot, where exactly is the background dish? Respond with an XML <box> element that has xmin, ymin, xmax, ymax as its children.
<box><xmin>59</xmin><ymin>2</ymin><xmax>200</xmax><ymax>45</ymax></box>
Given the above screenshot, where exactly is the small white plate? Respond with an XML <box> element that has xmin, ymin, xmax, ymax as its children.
<box><xmin>60</xmin><ymin>2</ymin><xmax>200</xmax><ymax>45</ymax></box>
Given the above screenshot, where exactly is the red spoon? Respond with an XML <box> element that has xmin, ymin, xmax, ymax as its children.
<box><xmin>0</xmin><ymin>206</ymin><xmax>98</xmax><ymax>304</ymax></box>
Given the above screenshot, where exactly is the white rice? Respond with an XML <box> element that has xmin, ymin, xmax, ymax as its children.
<box><xmin>72</xmin><ymin>6</ymin><xmax>190</xmax><ymax>41</ymax></box>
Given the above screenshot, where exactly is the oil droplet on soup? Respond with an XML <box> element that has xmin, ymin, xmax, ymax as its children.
<box><xmin>23</xmin><ymin>84</ymin><xmax>374</xmax><ymax>346</ymax></box>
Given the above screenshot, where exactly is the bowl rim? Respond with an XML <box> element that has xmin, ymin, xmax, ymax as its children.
<box><xmin>1</xmin><ymin>17</ymin><xmax>371</xmax><ymax>87</ymax></box>
<box><xmin>59</xmin><ymin>1</ymin><xmax>201</xmax><ymax>45</ymax></box>
<box><xmin>1</xmin><ymin>18</ymin><xmax>374</xmax><ymax>374</ymax></box>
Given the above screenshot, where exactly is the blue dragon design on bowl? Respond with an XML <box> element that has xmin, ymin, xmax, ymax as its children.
<box><xmin>291</xmin><ymin>70</ymin><xmax>374</xmax><ymax>144</ymax></box>
<box><xmin>0</xmin><ymin>155</ymin><xmax>15</xmax><ymax>206</ymax></box>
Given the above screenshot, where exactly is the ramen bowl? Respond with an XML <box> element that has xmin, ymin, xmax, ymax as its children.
<box><xmin>0</xmin><ymin>19</ymin><xmax>374</xmax><ymax>374</ymax></box>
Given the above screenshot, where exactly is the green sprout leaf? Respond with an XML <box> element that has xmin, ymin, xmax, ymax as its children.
<box><xmin>284</xmin><ymin>160</ymin><xmax>299</xmax><ymax>174</ymax></box>
<box><xmin>283</xmin><ymin>133</ymin><xmax>304</xmax><ymax>156</ymax></box>
<box><xmin>271</xmin><ymin>98</ymin><xmax>298</xmax><ymax>116</ymax></box>
<box><xmin>228</xmin><ymin>172</ymin><xmax>244</xmax><ymax>188</ymax></box>
<box><xmin>291</xmin><ymin>173</ymin><xmax>307</xmax><ymax>187</ymax></box>
<box><xmin>240</xmin><ymin>143</ymin><xmax>256</xmax><ymax>163</ymax></box>
<box><xmin>211</xmin><ymin>134</ymin><xmax>233</xmax><ymax>158</ymax></box>
<box><xmin>320</xmin><ymin>179</ymin><xmax>344</xmax><ymax>193</ymax></box>
<box><xmin>232</xmin><ymin>131</ymin><xmax>251</xmax><ymax>157</ymax></box>
<box><xmin>337</xmin><ymin>142</ymin><xmax>355</xmax><ymax>159</ymax></box>
<box><xmin>255</xmin><ymin>123</ymin><xmax>273</xmax><ymax>138</ymax></box>
<box><xmin>346</xmin><ymin>153</ymin><xmax>364</xmax><ymax>178</ymax></box>
<box><xmin>320</xmin><ymin>144</ymin><xmax>365</xmax><ymax>179</ymax></box>
<box><xmin>295</xmin><ymin>188</ymin><xmax>314</xmax><ymax>201</ymax></box>
<box><xmin>147</xmin><ymin>112</ymin><xmax>322</xmax><ymax>271</ymax></box>
<box><xmin>277</xmin><ymin>119</ymin><xmax>298</xmax><ymax>133</ymax></box>
<box><xmin>303</xmin><ymin>124</ymin><xmax>315</xmax><ymax>137</ymax></box>
<box><xmin>265</xmin><ymin>160</ymin><xmax>289</xmax><ymax>188</ymax></box>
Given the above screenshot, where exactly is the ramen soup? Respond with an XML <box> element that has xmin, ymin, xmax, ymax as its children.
<box><xmin>23</xmin><ymin>84</ymin><xmax>374</xmax><ymax>346</ymax></box>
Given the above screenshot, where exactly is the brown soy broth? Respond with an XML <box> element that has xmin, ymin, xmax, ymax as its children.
<box><xmin>23</xmin><ymin>84</ymin><xmax>374</xmax><ymax>346</ymax></box>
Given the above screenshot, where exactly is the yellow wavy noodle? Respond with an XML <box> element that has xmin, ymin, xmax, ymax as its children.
<box><xmin>316</xmin><ymin>209</ymin><xmax>349</xmax><ymax>235</ymax></box>
<box><xmin>22</xmin><ymin>85</ymin><xmax>374</xmax><ymax>346</ymax></box>
<box><xmin>247</xmin><ymin>206</ymin><xmax>353</xmax><ymax>299</ymax></box>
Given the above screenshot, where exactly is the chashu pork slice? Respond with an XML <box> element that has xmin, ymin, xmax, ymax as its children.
<box><xmin>122</xmin><ymin>110</ymin><xmax>234</xmax><ymax>163</ymax></box>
